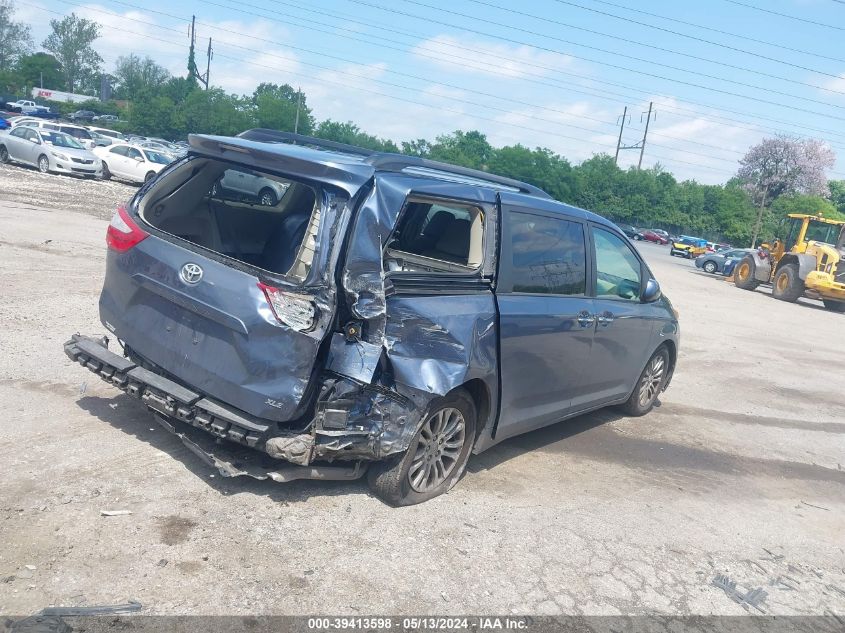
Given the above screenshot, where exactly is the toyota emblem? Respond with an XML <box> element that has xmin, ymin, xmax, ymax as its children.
<box><xmin>180</xmin><ymin>262</ymin><xmax>203</xmax><ymax>285</ymax></box>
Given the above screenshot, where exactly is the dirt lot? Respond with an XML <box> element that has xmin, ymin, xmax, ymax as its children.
<box><xmin>0</xmin><ymin>165</ymin><xmax>844</xmax><ymax>618</ymax></box>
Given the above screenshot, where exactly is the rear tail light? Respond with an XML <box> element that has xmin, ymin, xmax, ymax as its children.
<box><xmin>258</xmin><ymin>283</ymin><xmax>317</xmax><ymax>331</ymax></box>
<box><xmin>106</xmin><ymin>204</ymin><xmax>148</xmax><ymax>252</ymax></box>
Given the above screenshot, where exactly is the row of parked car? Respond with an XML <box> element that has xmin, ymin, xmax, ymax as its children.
<box><xmin>0</xmin><ymin>112</ymin><xmax>189</xmax><ymax>184</ymax></box>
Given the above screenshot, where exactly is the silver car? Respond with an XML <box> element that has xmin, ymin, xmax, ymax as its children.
<box><xmin>0</xmin><ymin>126</ymin><xmax>102</xmax><ymax>177</ymax></box>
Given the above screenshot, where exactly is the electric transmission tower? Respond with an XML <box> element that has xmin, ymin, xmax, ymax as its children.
<box><xmin>614</xmin><ymin>102</ymin><xmax>655</xmax><ymax>169</ymax></box>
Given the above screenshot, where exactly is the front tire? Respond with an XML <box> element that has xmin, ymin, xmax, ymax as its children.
<box><xmin>703</xmin><ymin>261</ymin><xmax>717</xmax><ymax>273</ymax></box>
<box><xmin>101</xmin><ymin>162</ymin><xmax>111</xmax><ymax>180</ymax></box>
<box><xmin>771</xmin><ymin>264</ymin><xmax>804</xmax><ymax>303</ymax></box>
<box><xmin>368</xmin><ymin>390</ymin><xmax>476</xmax><ymax>506</ymax></box>
<box><xmin>0</xmin><ymin>145</ymin><xmax>9</xmax><ymax>164</ymax></box>
<box><xmin>618</xmin><ymin>346</ymin><xmax>670</xmax><ymax>417</ymax></box>
<box><xmin>823</xmin><ymin>299</ymin><xmax>845</xmax><ymax>313</ymax></box>
<box><xmin>734</xmin><ymin>256</ymin><xmax>761</xmax><ymax>290</ymax></box>
<box><xmin>144</xmin><ymin>171</ymin><xmax>155</xmax><ymax>183</ymax></box>
<box><xmin>38</xmin><ymin>154</ymin><xmax>50</xmax><ymax>173</ymax></box>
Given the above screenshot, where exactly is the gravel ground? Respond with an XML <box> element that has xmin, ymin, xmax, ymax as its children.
<box><xmin>0</xmin><ymin>175</ymin><xmax>843</xmax><ymax>618</ymax></box>
<box><xmin>0</xmin><ymin>160</ymin><xmax>136</xmax><ymax>220</ymax></box>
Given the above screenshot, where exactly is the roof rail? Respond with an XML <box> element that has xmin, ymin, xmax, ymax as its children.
<box><xmin>237</xmin><ymin>129</ymin><xmax>375</xmax><ymax>157</ymax></box>
<box><xmin>366</xmin><ymin>154</ymin><xmax>552</xmax><ymax>199</ymax></box>
<box><xmin>238</xmin><ymin>128</ymin><xmax>552</xmax><ymax>199</ymax></box>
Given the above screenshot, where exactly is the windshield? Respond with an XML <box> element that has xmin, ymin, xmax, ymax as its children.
<box><xmin>42</xmin><ymin>131</ymin><xmax>84</xmax><ymax>149</ymax></box>
<box><xmin>62</xmin><ymin>127</ymin><xmax>92</xmax><ymax>140</ymax></box>
<box><xmin>804</xmin><ymin>220</ymin><xmax>842</xmax><ymax>245</ymax></box>
<box><xmin>144</xmin><ymin>150</ymin><xmax>171</xmax><ymax>165</ymax></box>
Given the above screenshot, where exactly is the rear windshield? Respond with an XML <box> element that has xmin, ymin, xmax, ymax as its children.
<box><xmin>61</xmin><ymin>126</ymin><xmax>92</xmax><ymax>140</ymax></box>
<box><xmin>138</xmin><ymin>159</ymin><xmax>320</xmax><ymax>282</ymax></box>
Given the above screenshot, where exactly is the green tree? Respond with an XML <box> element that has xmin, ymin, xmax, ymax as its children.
<box><xmin>113</xmin><ymin>54</ymin><xmax>170</xmax><ymax>101</ymax></box>
<box><xmin>16</xmin><ymin>52</ymin><xmax>63</xmax><ymax>90</ymax></box>
<box><xmin>252</xmin><ymin>83</ymin><xmax>313</xmax><ymax>134</ymax></box>
<box><xmin>0</xmin><ymin>0</ymin><xmax>32</xmax><ymax>72</ymax></box>
<box><xmin>315</xmin><ymin>120</ymin><xmax>399</xmax><ymax>151</ymax></box>
<box><xmin>427</xmin><ymin>130</ymin><xmax>493</xmax><ymax>169</ymax></box>
<box><xmin>42</xmin><ymin>13</ymin><xmax>102</xmax><ymax>93</ymax></box>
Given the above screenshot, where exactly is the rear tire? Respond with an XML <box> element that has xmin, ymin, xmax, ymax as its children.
<box><xmin>771</xmin><ymin>264</ymin><xmax>804</xmax><ymax>303</ymax></box>
<box><xmin>367</xmin><ymin>389</ymin><xmax>476</xmax><ymax>506</ymax></box>
<box><xmin>258</xmin><ymin>187</ymin><xmax>277</xmax><ymax>206</ymax></box>
<box><xmin>37</xmin><ymin>154</ymin><xmax>49</xmax><ymax>173</ymax></box>
<box><xmin>703</xmin><ymin>260</ymin><xmax>717</xmax><ymax>273</ymax></box>
<box><xmin>822</xmin><ymin>299</ymin><xmax>845</xmax><ymax>313</ymax></box>
<box><xmin>618</xmin><ymin>346</ymin><xmax>670</xmax><ymax>417</ymax></box>
<box><xmin>0</xmin><ymin>145</ymin><xmax>9</xmax><ymax>164</ymax></box>
<box><xmin>101</xmin><ymin>162</ymin><xmax>111</xmax><ymax>180</ymax></box>
<box><xmin>734</xmin><ymin>256</ymin><xmax>761</xmax><ymax>290</ymax></box>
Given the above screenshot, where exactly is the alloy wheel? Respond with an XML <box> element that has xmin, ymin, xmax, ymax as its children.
<box><xmin>38</xmin><ymin>156</ymin><xmax>49</xmax><ymax>173</ymax></box>
<box><xmin>407</xmin><ymin>407</ymin><xmax>466</xmax><ymax>493</ymax></box>
<box><xmin>637</xmin><ymin>354</ymin><xmax>665</xmax><ymax>408</ymax></box>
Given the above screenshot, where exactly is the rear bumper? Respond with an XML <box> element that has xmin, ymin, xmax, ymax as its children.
<box><xmin>63</xmin><ymin>334</ymin><xmax>384</xmax><ymax>477</ymax></box>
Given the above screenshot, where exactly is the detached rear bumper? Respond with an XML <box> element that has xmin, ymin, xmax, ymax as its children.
<box><xmin>63</xmin><ymin>334</ymin><xmax>371</xmax><ymax>481</ymax></box>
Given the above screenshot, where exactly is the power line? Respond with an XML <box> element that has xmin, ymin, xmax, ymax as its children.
<box><xmin>83</xmin><ymin>0</ymin><xmax>835</xmax><ymax>168</ymax></box>
<box><xmin>30</xmin><ymin>0</ymin><xmax>845</xmax><ymax>174</ymax></box>
<box><xmin>469</xmin><ymin>0</ymin><xmax>845</xmax><ymax>85</ymax></box>
<box><xmin>25</xmin><ymin>0</ymin><xmax>740</xmax><ymax>177</ymax></box>
<box><xmin>45</xmin><ymin>0</ymin><xmax>741</xmax><ymax>169</ymax></box>
<box><xmin>584</xmin><ymin>0</ymin><xmax>845</xmax><ymax>65</ymax></box>
<box><xmin>174</xmin><ymin>0</ymin><xmax>845</xmax><ymax>146</ymax></box>
<box><xmin>552</xmin><ymin>0</ymin><xmax>845</xmax><ymax>74</ymax></box>
<box><xmin>347</xmin><ymin>0</ymin><xmax>845</xmax><ymax>120</ymax></box>
<box><xmin>723</xmin><ymin>0</ymin><xmax>845</xmax><ymax>31</ymax></box>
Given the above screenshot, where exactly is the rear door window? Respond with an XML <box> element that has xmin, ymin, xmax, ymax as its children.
<box><xmin>385</xmin><ymin>199</ymin><xmax>484</xmax><ymax>272</ymax></box>
<box><xmin>507</xmin><ymin>212</ymin><xmax>587</xmax><ymax>295</ymax></box>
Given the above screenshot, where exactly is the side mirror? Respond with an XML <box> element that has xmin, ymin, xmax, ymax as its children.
<box><xmin>642</xmin><ymin>278</ymin><xmax>662</xmax><ymax>303</ymax></box>
<box><xmin>135</xmin><ymin>156</ymin><xmax>144</xmax><ymax>162</ymax></box>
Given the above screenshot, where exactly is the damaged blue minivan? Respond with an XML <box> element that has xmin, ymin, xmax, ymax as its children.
<box><xmin>65</xmin><ymin>130</ymin><xmax>679</xmax><ymax>505</ymax></box>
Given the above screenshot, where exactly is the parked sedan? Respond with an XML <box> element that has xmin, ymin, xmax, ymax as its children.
<box><xmin>617</xmin><ymin>223</ymin><xmax>641</xmax><ymax>239</ymax></box>
<box><xmin>0</xmin><ymin>126</ymin><xmax>102</xmax><ymax>177</ymax></box>
<box><xmin>94</xmin><ymin>143</ymin><xmax>172</xmax><ymax>183</ymax></box>
<box><xmin>694</xmin><ymin>248</ymin><xmax>755</xmax><ymax>274</ymax></box>
<box><xmin>637</xmin><ymin>229</ymin><xmax>669</xmax><ymax>245</ymax></box>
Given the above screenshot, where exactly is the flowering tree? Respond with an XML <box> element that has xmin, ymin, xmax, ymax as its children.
<box><xmin>737</xmin><ymin>135</ymin><xmax>836</xmax><ymax>246</ymax></box>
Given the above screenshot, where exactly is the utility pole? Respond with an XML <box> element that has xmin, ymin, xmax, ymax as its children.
<box><xmin>294</xmin><ymin>87</ymin><xmax>302</xmax><ymax>134</ymax></box>
<box><xmin>638</xmin><ymin>101</ymin><xmax>654</xmax><ymax>169</ymax></box>
<box><xmin>188</xmin><ymin>16</ymin><xmax>211</xmax><ymax>89</ymax></box>
<box><xmin>205</xmin><ymin>37</ymin><xmax>213</xmax><ymax>91</ymax></box>
<box><xmin>614</xmin><ymin>106</ymin><xmax>628</xmax><ymax>165</ymax></box>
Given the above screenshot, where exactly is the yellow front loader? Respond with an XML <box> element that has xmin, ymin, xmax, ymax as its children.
<box><xmin>734</xmin><ymin>214</ymin><xmax>845</xmax><ymax>312</ymax></box>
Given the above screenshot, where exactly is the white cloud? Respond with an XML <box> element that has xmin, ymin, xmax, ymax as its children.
<box><xmin>822</xmin><ymin>72</ymin><xmax>845</xmax><ymax>94</ymax></box>
<box><xmin>412</xmin><ymin>34</ymin><xmax>572</xmax><ymax>79</ymax></box>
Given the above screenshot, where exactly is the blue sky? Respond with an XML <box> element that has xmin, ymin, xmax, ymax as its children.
<box><xmin>14</xmin><ymin>0</ymin><xmax>845</xmax><ymax>184</ymax></box>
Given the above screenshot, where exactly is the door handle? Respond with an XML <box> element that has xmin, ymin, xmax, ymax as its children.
<box><xmin>576</xmin><ymin>311</ymin><xmax>595</xmax><ymax>328</ymax></box>
<box><xmin>597</xmin><ymin>311</ymin><xmax>614</xmax><ymax>327</ymax></box>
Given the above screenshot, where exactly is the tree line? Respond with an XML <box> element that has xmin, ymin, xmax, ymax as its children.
<box><xmin>1</xmin><ymin>2</ymin><xmax>843</xmax><ymax>245</ymax></box>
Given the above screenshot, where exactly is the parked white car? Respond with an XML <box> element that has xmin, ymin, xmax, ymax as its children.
<box><xmin>87</xmin><ymin>126</ymin><xmax>126</xmax><ymax>141</ymax></box>
<box><xmin>0</xmin><ymin>127</ymin><xmax>102</xmax><ymax>177</ymax></box>
<box><xmin>93</xmin><ymin>143</ymin><xmax>171</xmax><ymax>184</ymax></box>
<box><xmin>19</xmin><ymin>120</ymin><xmax>96</xmax><ymax>149</ymax></box>
<box><xmin>211</xmin><ymin>167</ymin><xmax>290</xmax><ymax>206</ymax></box>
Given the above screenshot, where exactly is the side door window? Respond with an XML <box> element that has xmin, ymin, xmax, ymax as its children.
<box><xmin>592</xmin><ymin>227</ymin><xmax>642</xmax><ymax>301</ymax></box>
<box><xmin>384</xmin><ymin>198</ymin><xmax>485</xmax><ymax>273</ymax></box>
<box><xmin>509</xmin><ymin>212</ymin><xmax>587</xmax><ymax>295</ymax></box>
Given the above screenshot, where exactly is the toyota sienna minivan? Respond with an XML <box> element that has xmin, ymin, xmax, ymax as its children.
<box><xmin>66</xmin><ymin>130</ymin><xmax>679</xmax><ymax>505</ymax></box>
